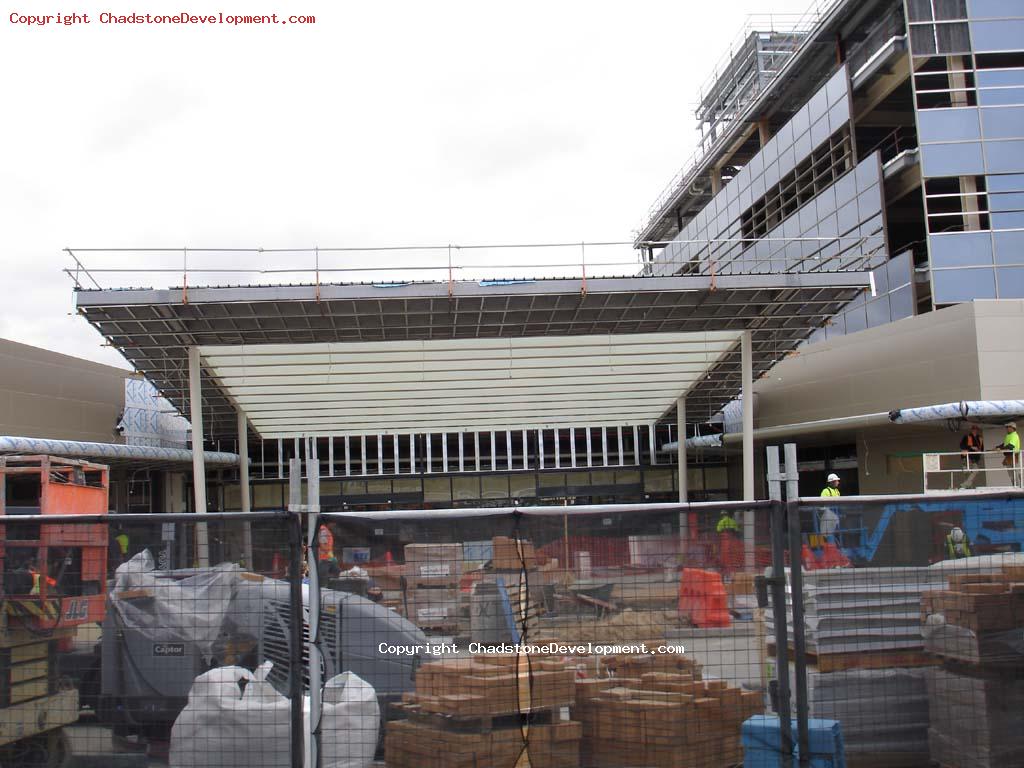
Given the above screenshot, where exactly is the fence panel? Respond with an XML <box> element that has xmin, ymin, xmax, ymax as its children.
<box><xmin>770</xmin><ymin>491</ymin><xmax>1024</xmax><ymax>768</ymax></box>
<box><xmin>322</xmin><ymin>501</ymin><xmax>786</xmax><ymax>768</ymax></box>
<box><xmin>1</xmin><ymin>500</ymin><xmax>808</xmax><ymax>767</ymax></box>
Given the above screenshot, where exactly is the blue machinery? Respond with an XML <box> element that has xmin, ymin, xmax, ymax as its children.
<box><xmin>813</xmin><ymin>496</ymin><xmax>1024</xmax><ymax>563</ymax></box>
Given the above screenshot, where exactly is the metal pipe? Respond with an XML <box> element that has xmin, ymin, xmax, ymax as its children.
<box><xmin>677</xmin><ymin>396</ymin><xmax>688</xmax><ymax>503</ymax></box>
<box><xmin>320</xmin><ymin>498</ymin><xmax>774</xmax><ymax>522</ymax></box>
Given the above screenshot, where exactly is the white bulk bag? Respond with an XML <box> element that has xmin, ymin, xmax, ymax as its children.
<box><xmin>170</xmin><ymin>662</ymin><xmax>379</xmax><ymax>768</ymax></box>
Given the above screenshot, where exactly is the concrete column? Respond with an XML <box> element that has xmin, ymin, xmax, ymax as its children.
<box><xmin>741</xmin><ymin>331</ymin><xmax>755</xmax><ymax>567</ymax></box>
<box><xmin>238</xmin><ymin>409</ymin><xmax>253</xmax><ymax>569</ymax></box>
<box><xmin>188</xmin><ymin>346</ymin><xmax>210</xmax><ymax>568</ymax></box>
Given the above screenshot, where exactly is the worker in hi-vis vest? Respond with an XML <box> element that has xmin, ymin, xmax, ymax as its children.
<box><xmin>715</xmin><ymin>510</ymin><xmax>740</xmax><ymax>535</ymax></box>
<box><xmin>821</xmin><ymin>473</ymin><xmax>841</xmax><ymax>497</ymax></box>
<box><xmin>945</xmin><ymin>526</ymin><xmax>971</xmax><ymax>559</ymax></box>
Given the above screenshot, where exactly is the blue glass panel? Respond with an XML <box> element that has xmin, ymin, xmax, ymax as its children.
<box><xmin>829</xmin><ymin>99</ymin><xmax>850</xmax><ymax>132</ymax></box>
<box><xmin>921</xmin><ymin>142</ymin><xmax>985</xmax><ymax>176</ymax></box>
<box><xmin>930</xmin><ymin>231</ymin><xmax>993</xmax><ymax>266</ymax></box>
<box><xmin>794</xmin><ymin>131</ymin><xmax>813</xmax><ymax>164</ymax></box>
<box><xmin>872</xmin><ymin>261</ymin><xmax>890</xmax><ymax>294</ymax></box>
<box><xmin>827</xmin><ymin>313</ymin><xmax>847</xmax><ymax>337</ymax></box>
<box><xmin>989</xmin><ymin>191</ymin><xmax>1024</xmax><ymax>211</ymax></box>
<box><xmin>996</xmin><ymin>267</ymin><xmax>1024</xmax><ymax>297</ymax></box>
<box><xmin>977</xmin><ymin>87</ymin><xmax>1024</xmax><ymax>106</ymax></box>
<box><xmin>845</xmin><ymin>305</ymin><xmax>868</xmax><ymax>333</ymax></box>
<box><xmin>835</xmin><ymin>199</ymin><xmax>860</xmax><ymax>236</ymax></box>
<box><xmin>969</xmin><ymin>0</ymin><xmax>1024</xmax><ymax>19</ymax></box>
<box><xmin>889</xmin><ymin>285</ymin><xmax>915</xmax><ymax>320</ymax></box>
<box><xmin>888</xmin><ymin>251</ymin><xmax>914</xmax><ymax>287</ymax></box>
<box><xmin>994</xmin><ymin>229</ymin><xmax>1024</xmax><ymax>264</ymax></box>
<box><xmin>835</xmin><ymin>171</ymin><xmax>858</xmax><ymax>207</ymax></box>
<box><xmin>981</xmin><ymin>107</ymin><xmax>1024</xmax><ymax>139</ymax></box>
<box><xmin>811</xmin><ymin>116</ymin><xmax>830</xmax><ymax>147</ymax></box>
<box><xmin>986</xmin><ymin>173</ymin><xmax>1024</xmax><ymax>192</ymax></box>
<box><xmin>984</xmin><ymin>139</ymin><xmax>1024</xmax><ymax>173</ymax></box>
<box><xmin>918</xmin><ymin>108</ymin><xmax>981</xmax><ymax>142</ymax></box>
<box><xmin>933</xmin><ymin>268</ymin><xmax>997</xmax><ymax>302</ymax></box>
<box><xmin>970</xmin><ymin>20</ymin><xmax>1024</xmax><ymax>52</ymax></box>
<box><xmin>978</xmin><ymin>70</ymin><xmax>1024</xmax><ymax>88</ymax></box>
<box><xmin>866</xmin><ymin>295</ymin><xmax>891</xmax><ymax>328</ymax></box>
<box><xmin>991</xmin><ymin>211</ymin><xmax>1024</xmax><ymax>228</ymax></box>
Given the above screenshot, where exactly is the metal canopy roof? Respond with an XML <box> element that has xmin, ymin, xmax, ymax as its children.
<box><xmin>199</xmin><ymin>332</ymin><xmax>740</xmax><ymax>437</ymax></box>
<box><xmin>74</xmin><ymin>273</ymin><xmax>868</xmax><ymax>437</ymax></box>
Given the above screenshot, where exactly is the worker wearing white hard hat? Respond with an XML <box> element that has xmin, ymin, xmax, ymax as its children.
<box><xmin>945</xmin><ymin>526</ymin><xmax>971</xmax><ymax>559</ymax></box>
<box><xmin>820</xmin><ymin>473</ymin><xmax>841</xmax><ymax>498</ymax></box>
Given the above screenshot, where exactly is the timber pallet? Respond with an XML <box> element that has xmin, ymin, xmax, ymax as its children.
<box><xmin>393</xmin><ymin>702</ymin><xmax>561</xmax><ymax>733</ymax></box>
<box><xmin>767</xmin><ymin>644</ymin><xmax>938</xmax><ymax>672</ymax></box>
<box><xmin>846</xmin><ymin>752</ymin><xmax>933</xmax><ymax>768</ymax></box>
<box><xmin>935</xmin><ymin>655</ymin><xmax>1024</xmax><ymax>678</ymax></box>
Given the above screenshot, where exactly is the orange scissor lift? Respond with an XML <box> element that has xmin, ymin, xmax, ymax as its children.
<box><xmin>0</xmin><ymin>455</ymin><xmax>109</xmax><ymax>765</ymax></box>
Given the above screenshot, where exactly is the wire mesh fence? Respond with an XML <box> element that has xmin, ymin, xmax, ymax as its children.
<box><xmin>1</xmin><ymin>484</ymin><xmax>1022</xmax><ymax>767</ymax></box>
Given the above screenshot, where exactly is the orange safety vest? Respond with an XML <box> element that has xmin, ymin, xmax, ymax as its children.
<box><xmin>317</xmin><ymin>526</ymin><xmax>335</xmax><ymax>561</ymax></box>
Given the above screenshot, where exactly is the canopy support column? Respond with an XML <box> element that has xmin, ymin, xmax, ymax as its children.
<box><xmin>188</xmin><ymin>346</ymin><xmax>210</xmax><ymax>567</ymax></box>
<box><xmin>238</xmin><ymin>409</ymin><xmax>253</xmax><ymax>568</ymax></box>
<box><xmin>741</xmin><ymin>330</ymin><xmax>755</xmax><ymax>568</ymax></box>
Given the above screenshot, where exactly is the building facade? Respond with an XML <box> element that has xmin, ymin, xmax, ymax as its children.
<box><xmin>634</xmin><ymin>0</ymin><xmax>1024</xmax><ymax>496</ymax></box>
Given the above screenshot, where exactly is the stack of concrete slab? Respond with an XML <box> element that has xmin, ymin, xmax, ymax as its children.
<box><xmin>926</xmin><ymin>668</ymin><xmax>1024</xmax><ymax>768</ymax></box>
<box><xmin>785</xmin><ymin>667</ymin><xmax>929</xmax><ymax>755</ymax></box>
<box><xmin>766</xmin><ymin>567</ymin><xmax>947</xmax><ymax>762</ymax></box>
<box><xmin>767</xmin><ymin>567</ymin><xmax>948</xmax><ymax>658</ymax></box>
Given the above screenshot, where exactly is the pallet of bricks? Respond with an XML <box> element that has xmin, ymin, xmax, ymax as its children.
<box><xmin>573</xmin><ymin>652</ymin><xmax>764</xmax><ymax>768</ymax></box>
<box><xmin>404</xmin><ymin>543</ymin><xmax>464</xmax><ymax>633</ymax></box>
<box><xmin>386</xmin><ymin>652</ymin><xmax>579</xmax><ymax>768</ymax></box>
<box><xmin>921</xmin><ymin>564</ymin><xmax>1024</xmax><ymax>768</ymax></box>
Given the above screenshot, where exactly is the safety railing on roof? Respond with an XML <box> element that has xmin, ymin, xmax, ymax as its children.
<box><xmin>63</xmin><ymin>236</ymin><xmax>879</xmax><ymax>294</ymax></box>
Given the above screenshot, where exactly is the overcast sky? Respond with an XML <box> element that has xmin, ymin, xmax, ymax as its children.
<box><xmin>1</xmin><ymin>0</ymin><xmax>810</xmax><ymax>370</ymax></box>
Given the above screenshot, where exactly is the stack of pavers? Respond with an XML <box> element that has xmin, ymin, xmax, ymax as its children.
<box><xmin>386</xmin><ymin>653</ymin><xmax>579</xmax><ymax>768</ymax></box>
<box><xmin>572</xmin><ymin>653</ymin><xmax>763</xmax><ymax>768</ymax></box>
<box><xmin>921</xmin><ymin>565</ymin><xmax>1024</xmax><ymax>768</ymax></box>
<box><xmin>403</xmin><ymin>543</ymin><xmax>464</xmax><ymax>633</ymax></box>
<box><xmin>486</xmin><ymin>536</ymin><xmax>544</xmax><ymax>637</ymax></box>
<box><xmin>766</xmin><ymin>567</ymin><xmax>947</xmax><ymax>762</ymax></box>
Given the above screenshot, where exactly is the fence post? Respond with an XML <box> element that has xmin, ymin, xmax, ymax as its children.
<box><xmin>288</xmin><ymin>459</ymin><xmax>305</xmax><ymax>768</ymax></box>
<box><xmin>784</xmin><ymin>444</ymin><xmax>810</xmax><ymax>767</ymax></box>
<box><xmin>766</xmin><ymin>447</ymin><xmax>794</xmax><ymax>765</ymax></box>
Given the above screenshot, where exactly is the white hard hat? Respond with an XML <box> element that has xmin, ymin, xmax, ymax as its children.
<box><xmin>951</xmin><ymin>527</ymin><xmax>965</xmax><ymax>543</ymax></box>
<box><xmin>827</xmin><ymin>473</ymin><xmax>840</xmax><ymax>483</ymax></box>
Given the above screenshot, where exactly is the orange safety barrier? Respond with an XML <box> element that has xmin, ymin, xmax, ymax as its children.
<box><xmin>802</xmin><ymin>541</ymin><xmax>851</xmax><ymax>570</ymax></box>
<box><xmin>678</xmin><ymin>567</ymin><xmax>731</xmax><ymax>628</ymax></box>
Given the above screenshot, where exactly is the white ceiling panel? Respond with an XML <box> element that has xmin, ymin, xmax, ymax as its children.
<box><xmin>200</xmin><ymin>332</ymin><xmax>741</xmax><ymax>438</ymax></box>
